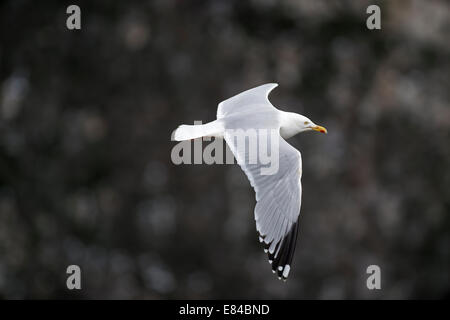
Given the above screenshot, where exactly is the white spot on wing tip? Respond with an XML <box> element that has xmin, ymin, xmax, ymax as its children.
<box><xmin>278</xmin><ymin>266</ymin><xmax>283</xmax><ymax>271</ymax></box>
<box><xmin>264</xmin><ymin>249</ymin><xmax>268</xmax><ymax>253</ymax></box>
<box><xmin>282</xmin><ymin>265</ymin><xmax>291</xmax><ymax>278</ymax></box>
<box><xmin>269</xmin><ymin>260</ymin><xmax>273</xmax><ymax>264</ymax></box>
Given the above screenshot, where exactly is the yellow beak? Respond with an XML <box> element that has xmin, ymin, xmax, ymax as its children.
<box><xmin>312</xmin><ymin>125</ymin><xmax>327</xmax><ymax>134</ymax></box>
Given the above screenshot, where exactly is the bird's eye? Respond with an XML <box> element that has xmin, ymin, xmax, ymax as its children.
<box><xmin>304</xmin><ymin>121</ymin><xmax>309</xmax><ymax>125</ymax></box>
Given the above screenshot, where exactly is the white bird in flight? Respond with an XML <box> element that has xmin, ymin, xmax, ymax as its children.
<box><xmin>172</xmin><ymin>83</ymin><xmax>327</xmax><ymax>280</ymax></box>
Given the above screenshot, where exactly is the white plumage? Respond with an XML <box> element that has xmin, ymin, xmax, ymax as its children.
<box><xmin>172</xmin><ymin>83</ymin><xmax>327</xmax><ymax>280</ymax></box>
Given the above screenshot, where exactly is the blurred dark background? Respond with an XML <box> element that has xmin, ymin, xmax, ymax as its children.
<box><xmin>0</xmin><ymin>0</ymin><xmax>449</xmax><ymax>299</ymax></box>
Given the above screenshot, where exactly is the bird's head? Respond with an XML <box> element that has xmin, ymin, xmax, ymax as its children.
<box><xmin>279</xmin><ymin>111</ymin><xmax>327</xmax><ymax>139</ymax></box>
<box><xmin>296</xmin><ymin>114</ymin><xmax>327</xmax><ymax>134</ymax></box>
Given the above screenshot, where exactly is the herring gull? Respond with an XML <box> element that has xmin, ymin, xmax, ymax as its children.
<box><xmin>172</xmin><ymin>83</ymin><xmax>327</xmax><ymax>280</ymax></box>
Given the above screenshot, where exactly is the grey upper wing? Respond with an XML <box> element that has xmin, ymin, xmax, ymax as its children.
<box><xmin>224</xmin><ymin>131</ymin><xmax>302</xmax><ymax>280</ymax></box>
<box><xmin>217</xmin><ymin>83</ymin><xmax>278</xmax><ymax>119</ymax></box>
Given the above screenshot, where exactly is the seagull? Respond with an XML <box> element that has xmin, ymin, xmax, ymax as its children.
<box><xmin>172</xmin><ymin>83</ymin><xmax>327</xmax><ymax>281</ymax></box>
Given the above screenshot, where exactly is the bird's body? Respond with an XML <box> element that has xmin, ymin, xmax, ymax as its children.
<box><xmin>172</xmin><ymin>83</ymin><xmax>327</xmax><ymax>280</ymax></box>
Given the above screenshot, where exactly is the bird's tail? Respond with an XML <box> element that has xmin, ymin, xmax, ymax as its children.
<box><xmin>171</xmin><ymin>120</ymin><xmax>223</xmax><ymax>141</ymax></box>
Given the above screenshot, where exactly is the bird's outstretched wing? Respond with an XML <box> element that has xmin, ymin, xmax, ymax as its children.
<box><xmin>224</xmin><ymin>131</ymin><xmax>302</xmax><ymax>280</ymax></box>
<box><xmin>217</xmin><ymin>83</ymin><xmax>278</xmax><ymax>119</ymax></box>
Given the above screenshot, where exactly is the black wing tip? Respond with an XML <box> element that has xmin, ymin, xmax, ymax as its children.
<box><xmin>258</xmin><ymin>221</ymin><xmax>299</xmax><ymax>281</ymax></box>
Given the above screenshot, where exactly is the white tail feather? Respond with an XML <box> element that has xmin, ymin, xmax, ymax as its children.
<box><xmin>171</xmin><ymin>121</ymin><xmax>223</xmax><ymax>141</ymax></box>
